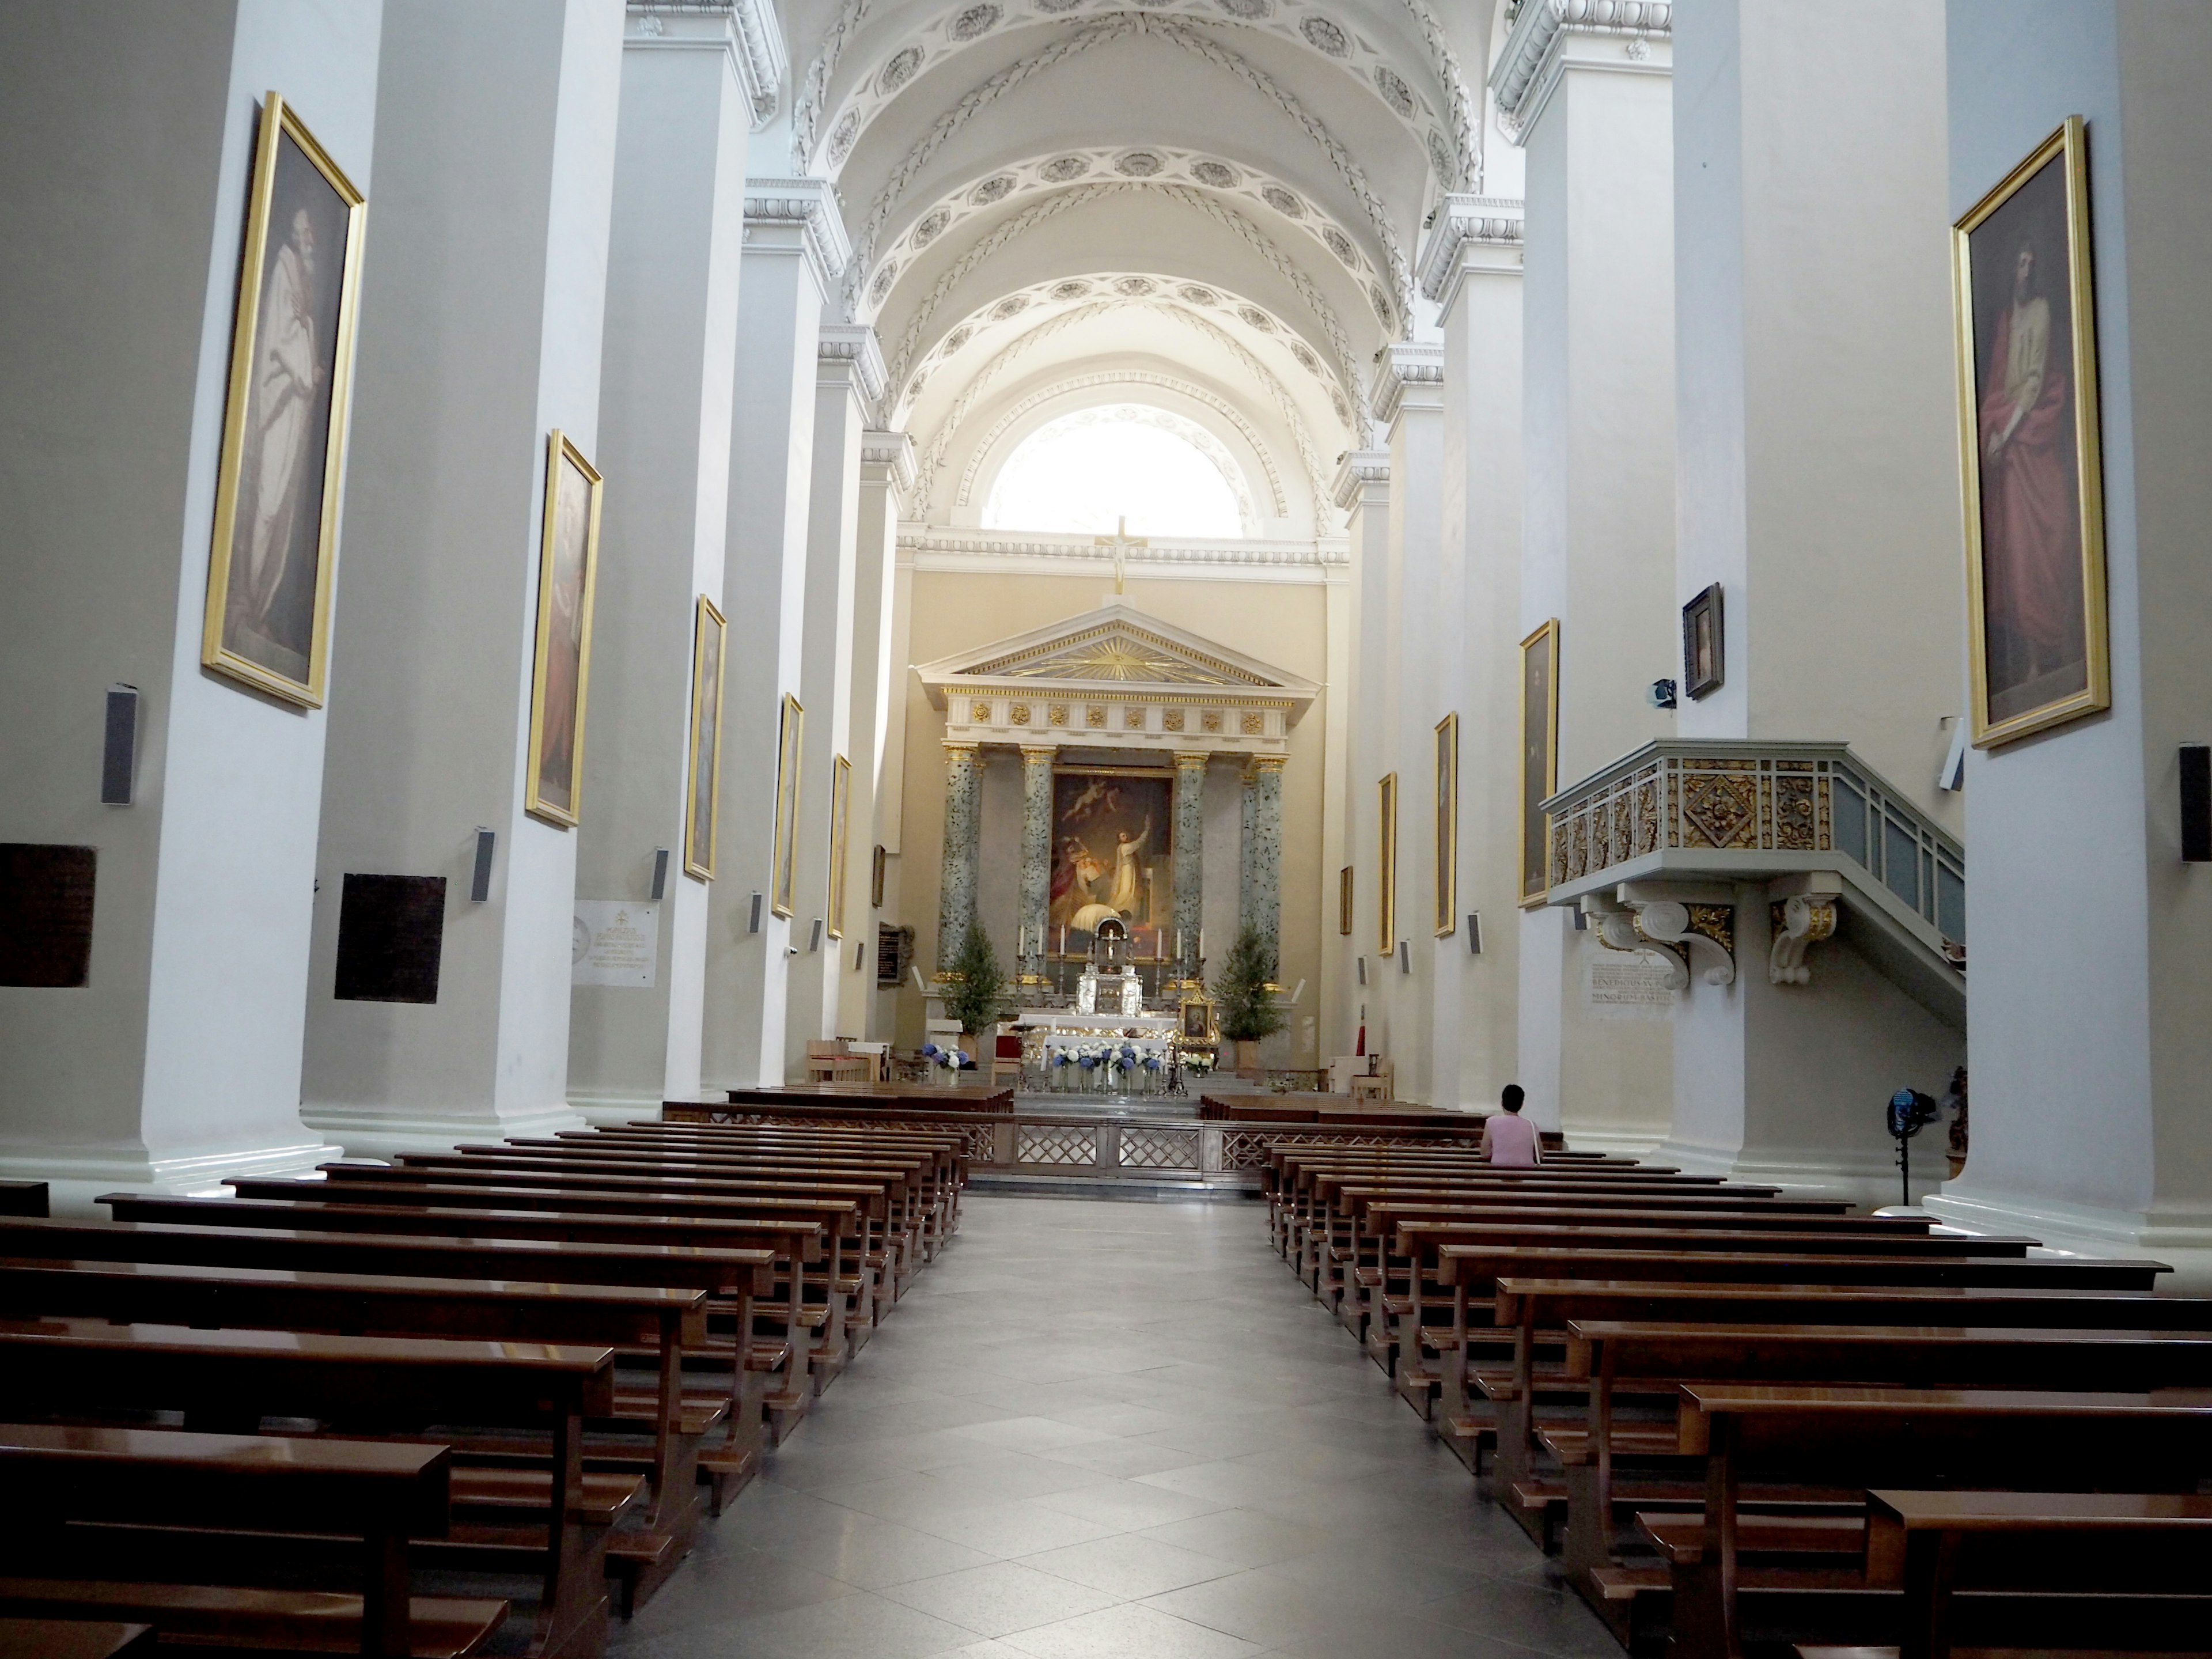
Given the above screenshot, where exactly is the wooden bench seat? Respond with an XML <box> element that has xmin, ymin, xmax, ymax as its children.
<box><xmin>0</xmin><ymin>1620</ymin><xmax>155</xmax><ymax>1659</ymax></box>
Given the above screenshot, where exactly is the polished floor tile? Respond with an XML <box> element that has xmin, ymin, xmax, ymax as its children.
<box><xmin>610</xmin><ymin>1196</ymin><xmax>1620</xmax><ymax>1658</ymax></box>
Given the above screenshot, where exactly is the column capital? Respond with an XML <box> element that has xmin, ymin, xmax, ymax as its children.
<box><xmin>941</xmin><ymin>738</ymin><xmax>980</xmax><ymax>756</ymax></box>
<box><xmin>626</xmin><ymin>2</ymin><xmax>785</xmax><ymax>131</ymax></box>
<box><xmin>861</xmin><ymin>429</ymin><xmax>916</xmax><ymax>493</ymax></box>
<box><xmin>1369</xmin><ymin>342</ymin><xmax>1446</xmax><ymax>426</ymax></box>
<box><xmin>1172</xmin><ymin>750</ymin><xmax>1211</xmax><ymax>769</ymax></box>
<box><xmin>1331</xmin><ymin>450</ymin><xmax>1391</xmax><ymax>512</ymax></box>
<box><xmin>819</xmin><ymin>324</ymin><xmax>885</xmax><ymax>411</ymax></box>
<box><xmin>1252</xmin><ymin>755</ymin><xmax>1288</xmax><ymax>774</ymax></box>
<box><xmin>744</xmin><ymin>176</ymin><xmax>850</xmax><ymax>296</ymax></box>
<box><xmin>1019</xmin><ymin>744</ymin><xmax>1058</xmax><ymax>763</ymax></box>
<box><xmin>1417</xmin><ymin>195</ymin><xmax>1525</xmax><ymax>317</ymax></box>
<box><xmin>1490</xmin><ymin>0</ymin><xmax>1673</xmax><ymax>147</ymax></box>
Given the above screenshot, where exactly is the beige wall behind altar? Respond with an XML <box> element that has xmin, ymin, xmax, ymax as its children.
<box><xmin>892</xmin><ymin>565</ymin><xmax>1334</xmax><ymax>1062</ymax></box>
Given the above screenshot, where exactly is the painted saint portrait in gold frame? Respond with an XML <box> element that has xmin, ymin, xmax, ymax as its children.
<box><xmin>524</xmin><ymin>431</ymin><xmax>603</xmax><ymax>827</ymax></box>
<box><xmin>200</xmin><ymin>92</ymin><xmax>366</xmax><ymax>706</ymax></box>
<box><xmin>1519</xmin><ymin>620</ymin><xmax>1560</xmax><ymax>907</ymax></box>
<box><xmin>827</xmin><ymin>755</ymin><xmax>852</xmax><ymax>941</ymax></box>
<box><xmin>1376</xmin><ymin>772</ymin><xmax>1398</xmax><ymax>956</ymax></box>
<box><xmin>683</xmin><ymin>596</ymin><xmax>726</xmax><ymax>880</ymax></box>
<box><xmin>771</xmin><ymin>694</ymin><xmax>804</xmax><ymax>919</ymax></box>
<box><xmin>1434</xmin><ymin>713</ymin><xmax>1459</xmax><ymax>937</ymax></box>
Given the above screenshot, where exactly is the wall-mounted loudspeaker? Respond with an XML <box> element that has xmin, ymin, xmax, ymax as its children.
<box><xmin>100</xmin><ymin>686</ymin><xmax>138</xmax><ymax>805</ymax></box>
<box><xmin>1355</xmin><ymin>956</ymin><xmax>1366</xmax><ymax>986</ymax></box>
<box><xmin>1466</xmin><ymin>913</ymin><xmax>1482</xmax><ymax>955</ymax></box>
<box><xmin>2183</xmin><ymin>744</ymin><xmax>2211</xmax><ymax>862</ymax></box>
<box><xmin>748</xmin><ymin>892</ymin><xmax>764</xmax><ymax>934</ymax></box>
<box><xmin>809</xmin><ymin>918</ymin><xmax>824</xmax><ymax>953</ymax></box>
<box><xmin>469</xmin><ymin>829</ymin><xmax>495</xmax><ymax>902</ymax></box>
<box><xmin>1397</xmin><ymin>940</ymin><xmax>1410</xmax><ymax>974</ymax></box>
<box><xmin>650</xmin><ymin>847</ymin><xmax>669</xmax><ymax>902</ymax></box>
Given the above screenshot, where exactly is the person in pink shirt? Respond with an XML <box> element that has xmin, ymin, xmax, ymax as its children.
<box><xmin>1480</xmin><ymin>1085</ymin><xmax>1542</xmax><ymax>1166</ymax></box>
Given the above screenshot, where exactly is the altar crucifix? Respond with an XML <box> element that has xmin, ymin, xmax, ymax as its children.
<box><xmin>1094</xmin><ymin>515</ymin><xmax>1147</xmax><ymax>594</ymax></box>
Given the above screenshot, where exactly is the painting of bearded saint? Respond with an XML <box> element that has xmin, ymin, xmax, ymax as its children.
<box><xmin>525</xmin><ymin>434</ymin><xmax>604</xmax><ymax>826</ymax></box>
<box><xmin>202</xmin><ymin>94</ymin><xmax>364</xmax><ymax>704</ymax></box>
<box><xmin>1958</xmin><ymin>118</ymin><xmax>2108</xmax><ymax>743</ymax></box>
<box><xmin>1049</xmin><ymin>770</ymin><xmax>1172</xmax><ymax>957</ymax></box>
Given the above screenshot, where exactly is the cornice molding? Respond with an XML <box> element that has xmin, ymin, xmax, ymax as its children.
<box><xmin>626</xmin><ymin>1</ymin><xmax>783</xmax><ymax>130</ymax></box>
<box><xmin>818</xmin><ymin>323</ymin><xmax>887</xmax><ymax>407</ymax></box>
<box><xmin>898</xmin><ymin>528</ymin><xmax>1347</xmax><ymax>580</ymax></box>
<box><xmin>1331</xmin><ymin>449</ymin><xmax>1391</xmax><ymax>512</ymax></box>
<box><xmin>743</xmin><ymin>176</ymin><xmax>850</xmax><ymax>297</ymax></box>
<box><xmin>1417</xmin><ymin>194</ymin><xmax>1526</xmax><ymax>311</ymax></box>
<box><xmin>861</xmin><ymin>429</ymin><xmax>917</xmax><ymax>493</ymax></box>
<box><xmin>1369</xmin><ymin>342</ymin><xmax>1446</xmax><ymax>426</ymax></box>
<box><xmin>1491</xmin><ymin>0</ymin><xmax>1673</xmax><ymax>146</ymax></box>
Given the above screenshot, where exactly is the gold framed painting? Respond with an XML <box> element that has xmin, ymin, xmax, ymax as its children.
<box><xmin>872</xmin><ymin>844</ymin><xmax>887</xmax><ymax>910</ymax></box>
<box><xmin>1433</xmin><ymin>713</ymin><xmax>1459</xmax><ymax>937</ymax></box>
<box><xmin>827</xmin><ymin>754</ymin><xmax>852</xmax><ymax>940</ymax></box>
<box><xmin>1338</xmin><ymin>865</ymin><xmax>1353</xmax><ymax>937</ymax></box>
<box><xmin>200</xmin><ymin>91</ymin><xmax>367</xmax><ymax>706</ymax></box>
<box><xmin>524</xmin><ymin>431</ymin><xmax>604</xmax><ymax>827</ymax></box>
<box><xmin>1519</xmin><ymin>619</ymin><xmax>1559</xmax><ymax>906</ymax></box>
<box><xmin>1376</xmin><ymin>772</ymin><xmax>1398</xmax><ymax>955</ymax></box>
<box><xmin>770</xmin><ymin>693</ymin><xmax>804</xmax><ymax>919</ymax></box>
<box><xmin>683</xmin><ymin>596</ymin><xmax>726</xmax><ymax>880</ymax></box>
<box><xmin>1953</xmin><ymin>114</ymin><xmax>2109</xmax><ymax>747</ymax></box>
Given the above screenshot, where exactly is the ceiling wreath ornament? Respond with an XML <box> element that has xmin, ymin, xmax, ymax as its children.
<box><xmin>839</xmin><ymin>13</ymin><xmax>1412</xmax><ymax>330</ymax></box>
<box><xmin>882</xmin><ymin>183</ymin><xmax>1372</xmax><ymax>445</ymax></box>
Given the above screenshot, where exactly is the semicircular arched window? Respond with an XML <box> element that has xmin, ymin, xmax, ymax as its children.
<box><xmin>982</xmin><ymin>403</ymin><xmax>1251</xmax><ymax>538</ymax></box>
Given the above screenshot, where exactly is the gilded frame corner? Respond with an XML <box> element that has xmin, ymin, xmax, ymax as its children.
<box><xmin>1952</xmin><ymin>113</ymin><xmax>2110</xmax><ymax>749</ymax></box>
<box><xmin>524</xmin><ymin>429</ymin><xmax>604</xmax><ymax>828</ymax></box>
<box><xmin>683</xmin><ymin>594</ymin><xmax>727</xmax><ymax>880</ymax></box>
<box><xmin>1518</xmin><ymin>619</ymin><xmax>1560</xmax><ymax>908</ymax></box>
<box><xmin>200</xmin><ymin>90</ymin><xmax>367</xmax><ymax>707</ymax></box>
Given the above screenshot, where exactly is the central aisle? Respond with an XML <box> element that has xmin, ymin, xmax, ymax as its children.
<box><xmin>612</xmin><ymin>1196</ymin><xmax>1620</xmax><ymax>1659</ymax></box>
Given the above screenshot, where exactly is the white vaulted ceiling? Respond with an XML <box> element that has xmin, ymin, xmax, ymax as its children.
<box><xmin>769</xmin><ymin>0</ymin><xmax>1501</xmax><ymax>545</ymax></box>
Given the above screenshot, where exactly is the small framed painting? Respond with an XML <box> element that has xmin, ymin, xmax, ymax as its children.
<box><xmin>200</xmin><ymin>92</ymin><xmax>367</xmax><ymax>706</ymax></box>
<box><xmin>683</xmin><ymin>596</ymin><xmax>726</xmax><ymax>880</ymax></box>
<box><xmin>1376</xmin><ymin>772</ymin><xmax>1398</xmax><ymax>955</ymax></box>
<box><xmin>1180</xmin><ymin>998</ymin><xmax>1216</xmax><ymax>1043</ymax></box>
<box><xmin>827</xmin><ymin>755</ymin><xmax>852</xmax><ymax>941</ymax></box>
<box><xmin>1338</xmin><ymin>865</ymin><xmax>1353</xmax><ymax>937</ymax></box>
<box><xmin>770</xmin><ymin>693</ymin><xmax>804</xmax><ymax>919</ymax></box>
<box><xmin>524</xmin><ymin>431</ymin><xmax>604</xmax><ymax>827</ymax></box>
<box><xmin>1681</xmin><ymin>584</ymin><xmax>1724</xmax><ymax>700</ymax></box>
<box><xmin>1953</xmin><ymin>114</ymin><xmax>2109</xmax><ymax>746</ymax></box>
<box><xmin>871</xmin><ymin>843</ymin><xmax>887</xmax><ymax>910</ymax></box>
<box><xmin>1433</xmin><ymin>713</ymin><xmax>1458</xmax><ymax>937</ymax></box>
<box><xmin>1519</xmin><ymin>619</ymin><xmax>1559</xmax><ymax>906</ymax></box>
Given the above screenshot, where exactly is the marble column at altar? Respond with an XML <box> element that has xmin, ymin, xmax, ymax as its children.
<box><xmin>1171</xmin><ymin>752</ymin><xmax>1207</xmax><ymax>985</ymax></box>
<box><xmin>1246</xmin><ymin>756</ymin><xmax>1285</xmax><ymax>977</ymax></box>
<box><xmin>1018</xmin><ymin>746</ymin><xmax>1055</xmax><ymax>989</ymax></box>
<box><xmin>935</xmin><ymin>741</ymin><xmax>982</xmax><ymax>972</ymax></box>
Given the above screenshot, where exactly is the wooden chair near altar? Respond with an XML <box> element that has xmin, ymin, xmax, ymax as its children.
<box><xmin>804</xmin><ymin>1041</ymin><xmax>874</xmax><ymax>1084</ymax></box>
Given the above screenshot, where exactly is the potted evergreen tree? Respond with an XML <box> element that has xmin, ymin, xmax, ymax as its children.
<box><xmin>940</xmin><ymin>922</ymin><xmax>1012</xmax><ymax>1084</ymax></box>
<box><xmin>1211</xmin><ymin>927</ymin><xmax>1286</xmax><ymax>1081</ymax></box>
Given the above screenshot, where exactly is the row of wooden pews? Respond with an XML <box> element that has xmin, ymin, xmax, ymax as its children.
<box><xmin>1262</xmin><ymin>1137</ymin><xmax>2212</xmax><ymax>1659</ymax></box>
<box><xmin>0</xmin><ymin>1119</ymin><xmax>966</xmax><ymax>1659</ymax></box>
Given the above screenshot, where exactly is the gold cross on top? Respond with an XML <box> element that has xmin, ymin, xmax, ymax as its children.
<box><xmin>1093</xmin><ymin>516</ymin><xmax>1147</xmax><ymax>594</ymax></box>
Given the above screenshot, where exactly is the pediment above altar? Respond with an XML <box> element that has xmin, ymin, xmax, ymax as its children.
<box><xmin>915</xmin><ymin>604</ymin><xmax>1317</xmax><ymax>755</ymax></box>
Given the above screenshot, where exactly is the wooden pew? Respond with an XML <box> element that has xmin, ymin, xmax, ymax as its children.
<box><xmin>0</xmin><ymin>1184</ymin><xmax>48</xmax><ymax>1219</ymax></box>
<box><xmin>0</xmin><ymin>1621</ymin><xmax>156</xmax><ymax>1659</ymax></box>
<box><xmin>97</xmin><ymin>1196</ymin><xmax>825</xmax><ymax>1445</ymax></box>
<box><xmin>0</xmin><ymin>1423</ymin><xmax>488</xmax><ymax>1659</ymax></box>
<box><xmin>0</xmin><ymin>1321</ymin><xmax>620</xmax><ymax>1659</ymax></box>
<box><xmin>1802</xmin><ymin>1488</ymin><xmax>2212</xmax><ymax>1659</ymax></box>
<box><xmin>1663</xmin><ymin>1385</ymin><xmax>2212</xmax><ymax>1659</ymax></box>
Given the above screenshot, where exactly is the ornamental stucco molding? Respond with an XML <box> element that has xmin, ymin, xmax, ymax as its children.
<box><xmin>743</xmin><ymin>177</ymin><xmax>851</xmax><ymax>297</ymax></box>
<box><xmin>1369</xmin><ymin>342</ymin><xmax>1446</xmax><ymax>426</ymax></box>
<box><xmin>1330</xmin><ymin>450</ymin><xmax>1391</xmax><ymax>513</ymax></box>
<box><xmin>861</xmin><ymin>429</ymin><xmax>917</xmax><ymax>493</ymax></box>
<box><xmin>626</xmin><ymin>1</ymin><xmax>784</xmax><ymax>130</ymax></box>
<box><xmin>817</xmin><ymin>323</ymin><xmax>887</xmax><ymax>409</ymax></box>
<box><xmin>899</xmin><ymin>529</ymin><xmax>1346</xmax><ymax>573</ymax></box>
<box><xmin>1417</xmin><ymin>194</ymin><xmax>1526</xmax><ymax>312</ymax></box>
<box><xmin>1490</xmin><ymin>0</ymin><xmax>1673</xmax><ymax>146</ymax></box>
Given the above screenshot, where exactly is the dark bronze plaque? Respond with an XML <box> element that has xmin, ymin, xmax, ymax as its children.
<box><xmin>0</xmin><ymin>844</ymin><xmax>97</xmax><ymax>988</ymax></box>
<box><xmin>334</xmin><ymin>873</ymin><xmax>446</xmax><ymax>1003</ymax></box>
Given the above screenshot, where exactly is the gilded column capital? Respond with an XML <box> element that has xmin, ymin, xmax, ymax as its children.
<box><xmin>941</xmin><ymin>738</ymin><xmax>981</xmax><ymax>756</ymax></box>
<box><xmin>1172</xmin><ymin>750</ymin><xmax>1210</xmax><ymax>769</ymax></box>
<box><xmin>1019</xmin><ymin>744</ymin><xmax>1058</xmax><ymax>763</ymax></box>
<box><xmin>1252</xmin><ymin>755</ymin><xmax>1288</xmax><ymax>774</ymax></box>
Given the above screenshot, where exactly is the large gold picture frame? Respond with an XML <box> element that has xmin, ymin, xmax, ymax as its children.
<box><xmin>1338</xmin><ymin>865</ymin><xmax>1353</xmax><ymax>937</ymax></box>
<box><xmin>1376</xmin><ymin>772</ymin><xmax>1398</xmax><ymax>956</ymax></box>
<box><xmin>200</xmin><ymin>91</ymin><xmax>366</xmax><ymax>706</ymax></box>
<box><xmin>1433</xmin><ymin>713</ymin><xmax>1458</xmax><ymax>937</ymax></box>
<box><xmin>770</xmin><ymin>693</ymin><xmax>804</xmax><ymax>919</ymax></box>
<box><xmin>827</xmin><ymin>754</ymin><xmax>852</xmax><ymax>941</ymax></box>
<box><xmin>524</xmin><ymin>431</ymin><xmax>604</xmax><ymax>827</ymax></box>
<box><xmin>1953</xmin><ymin>115</ymin><xmax>2109</xmax><ymax>747</ymax></box>
<box><xmin>683</xmin><ymin>596</ymin><xmax>726</xmax><ymax>880</ymax></box>
<box><xmin>1519</xmin><ymin>620</ymin><xmax>1559</xmax><ymax>906</ymax></box>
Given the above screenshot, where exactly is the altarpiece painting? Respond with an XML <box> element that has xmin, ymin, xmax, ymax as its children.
<box><xmin>1049</xmin><ymin>767</ymin><xmax>1172</xmax><ymax>959</ymax></box>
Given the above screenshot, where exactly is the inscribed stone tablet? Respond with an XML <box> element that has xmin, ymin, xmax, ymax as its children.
<box><xmin>334</xmin><ymin>873</ymin><xmax>446</xmax><ymax>1003</ymax></box>
<box><xmin>1584</xmin><ymin>949</ymin><xmax>1676</xmax><ymax>1020</ymax></box>
<box><xmin>0</xmin><ymin>844</ymin><xmax>97</xmax><ymax>987</ymax></box>
<box><xmin>573</xmin><ymin>900</ymin><xmax>658</xmax><ymax>987</ymax></box>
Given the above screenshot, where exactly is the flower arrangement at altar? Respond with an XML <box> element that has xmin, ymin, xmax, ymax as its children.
<box><xmin>1182</xmin><ymin>1048</ymin><xmax>1214</xmax><ymax>1074</ymax></box>
<box><xmin>919</xmin><ymin>1042</ymin><xmax>968</xmax><ymax>1073</ymax></box>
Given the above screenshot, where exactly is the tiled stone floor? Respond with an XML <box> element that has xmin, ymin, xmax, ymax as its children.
<box><xmin>611</xmin><ymin>1195</ymin><xmax>1622</xmax><ymax>1659</ymax></box>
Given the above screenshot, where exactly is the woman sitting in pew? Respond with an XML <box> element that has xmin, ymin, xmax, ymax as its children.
<box><xmin>1480</xmin><ymin>1086</ymin><xmax>1542</xmax><ymax>1167</ymax></box>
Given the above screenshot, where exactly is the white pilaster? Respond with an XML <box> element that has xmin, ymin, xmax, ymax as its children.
<box><xmin>843</xmin><ymin>431</ymin><xmax>912</xmax><ymax>1037</ymax></box>
<box><xmin>0</xmin><ymin>0</ymin><xmax>380</xmax><ymax>1206</ymax></box>
<box><xmin>1497</xmin><ymin>0</ymin><xmax>1677</xmax><ymax>1146</ymax></box>
<box><xmin>301</xmin><ymin>0</ymin><xmax>624</xmax><ymax>1157</ymax></box>
<box><xmin>568</xmin><ymin>5</ymin><xmax>753</xmax><ymax>1123</ymax></box>
<box><xmin>1331</xmin><ymin>453</ymin><xmax>1391</xmax><ymax>1061</ymax></box>
<box><xmin>701</xmin><ymin>175</ymin><xmax>847</xmax><ymax>1088</ymax></box>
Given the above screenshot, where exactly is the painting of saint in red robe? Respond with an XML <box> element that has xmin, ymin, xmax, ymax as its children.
<box><xmin>1962</xmin><ymin>131</ymin><xmax>2104</xmax><ymax>738</ymax></box>
<box><xmin>526</xmin><ymin>434</ymin><xmax>603</xmax><ymax>825</ymax></box>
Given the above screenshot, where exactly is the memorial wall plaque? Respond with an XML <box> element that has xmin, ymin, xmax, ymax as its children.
<box><xmin>334</xmin><ymin>873</ymin><xmax>446</xmax><ymax>1003</ymax></box>
<box><xmin>0</xmin><ymin>844</ymin><xmax>97</xmax><ymax>988</ymax></box>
